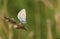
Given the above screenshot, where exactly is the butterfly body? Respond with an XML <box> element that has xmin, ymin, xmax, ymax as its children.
<box><xmin>16</xmin><ymin>23</ymin><xmax>27</xmax><ymax>30</ymax></box>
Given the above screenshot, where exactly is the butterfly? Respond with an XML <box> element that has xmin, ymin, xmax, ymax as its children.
<box><xmin>4</xmin><ymin>9</ymin><xmax>27</xmax><ymax>30</ymax></box>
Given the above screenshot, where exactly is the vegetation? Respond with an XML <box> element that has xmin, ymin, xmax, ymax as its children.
<box><xmin>0</xmin><ymin>0</ymin><xmax>60</xmax><ymax>39</ymax></box>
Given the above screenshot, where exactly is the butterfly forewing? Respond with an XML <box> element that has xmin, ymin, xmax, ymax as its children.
<box><xmin>17</xmin><ymin>9</ymin><xmax>26</xmax><ymax>24</ymax></box>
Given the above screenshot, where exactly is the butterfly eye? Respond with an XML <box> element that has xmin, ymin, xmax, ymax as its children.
<box><xmin>17</xmin><ymin>9</ymin><xmax>26</xmax><ymax>24</ymax></box>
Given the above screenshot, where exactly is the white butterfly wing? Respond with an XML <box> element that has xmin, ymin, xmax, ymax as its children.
<box><xmin>17</xmin><ymin>9</ymin><xmax>26</xmax><ymax>24</ymax></box>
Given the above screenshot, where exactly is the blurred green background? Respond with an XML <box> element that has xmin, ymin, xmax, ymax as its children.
<box><xmin>0</xmin><ymin>0</ymin><xmax>60</xmax><ymax>39</ymax></box>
